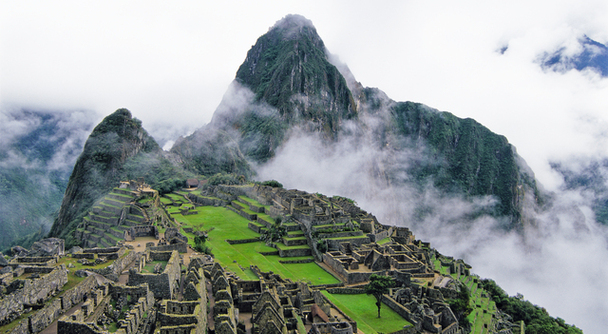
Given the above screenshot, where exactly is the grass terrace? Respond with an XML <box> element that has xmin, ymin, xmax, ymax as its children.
<box><xmin>166</xmin><ymin>193</ymin><xmax>188</xmax><ymax>202</ymax></box>
<box><xmin>322</xmin><ymin>292</ymin><xmax>413</xmax><ymax>334</ymax></box>
<box><xmin>432</xmin><ymin>255</ymin><xmax>497</xmax><ymax>333</ymax></box>
<box><xmin>169</xmin><ymin>206</ymin><xmax>338</xmax><ymax>284</ymax></box>
<box><xmin>376</xmin><ymin>237</ymin><xmax>391</xmax><ymax>245</ymax></box>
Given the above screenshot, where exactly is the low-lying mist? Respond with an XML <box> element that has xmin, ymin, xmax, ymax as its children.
<box><xmin>256</xmin><ymin>113</ymin><xmax>608</xmax><ymax>333</ymax></box>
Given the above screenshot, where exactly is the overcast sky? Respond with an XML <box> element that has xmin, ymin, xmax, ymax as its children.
<box><xmin>2</xmin><ymin>1</ymin><xmax>608</xmax><ymax>332</ymax></box>
<box><xmin>2</xmin><ymin>0</ymin><xmax>608</xmax><ymax>191</ymax></box>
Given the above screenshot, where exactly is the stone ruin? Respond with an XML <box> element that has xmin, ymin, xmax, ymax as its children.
<box><xmin>127</xmin><ymin>250</ymin><xmax>181</xmax><ymax>300</ymax></box>
<box><xmin>203</xmin><ymin>262</ymin><xmax>357</xmax><ymax>334</ymax></box>
<box><xmin>386</xmin><ymin>284</ymin><xmax>459</xmax><ymax>334</ymax></box>
<box><xmin>58</xmin><ymin>283</ymin><xmax>156</xmax><ymax>334</ymax></box>
<box><xmin>0</xmin><ymin>262</ymin><xmax>68</xmax><ymax>326</ymax></box>
<box><xmin>28</xmin><ymin>238</ymin><xmax>65</xmax><ymax>257</ymax></box>
<box><xmin>322</xmin><ymin>227</ymin><xmax>434</xmax><ymax>284</ymax></box>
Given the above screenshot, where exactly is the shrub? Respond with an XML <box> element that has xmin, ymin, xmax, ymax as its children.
<box><xmin>261</xmin><ymin>180</ymin><xmax>283</xmax><ymax>188</ymax></box>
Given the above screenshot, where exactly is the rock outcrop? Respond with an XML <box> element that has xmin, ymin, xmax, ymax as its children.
<box><xmin>49</xmin><ymin>109</ymin><xmax>160</xmax><ymax>244</ymax></box>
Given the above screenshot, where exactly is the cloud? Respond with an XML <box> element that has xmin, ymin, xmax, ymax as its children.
<box><xmin>0</xmin><ymin>108</ymin><xmax>96</xmax><ymax>171</ymax></box>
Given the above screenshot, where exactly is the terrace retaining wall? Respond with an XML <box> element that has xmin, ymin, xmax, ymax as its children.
<box><xmin>90</xmin><ymin>250</ymin><xmax>136</xmax><ymax>282</ymax></box>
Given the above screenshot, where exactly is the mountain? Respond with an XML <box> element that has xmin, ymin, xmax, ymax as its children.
<box><xmin>47</xmin><ymin>14</ymin><xmax>542</xmax><ymax>245</ymax></box>
<box><xmin>172</xmin><ymin>14</ymin><xmax>542</xmax><ymax>229</ymax></box>
<box><xmin>0</xmin><ymin>109</ymin><xmax>94</xmax><ymax>252</ymax></box>
<box><xmin>172</xmin><ymin>15</ymin><xmax>356</xmax><ymax>172</ymax></box>
<box><xmin>48</xmin><ymin>108</ymin><xmax>192</xmax><ymax>246</ymax></box>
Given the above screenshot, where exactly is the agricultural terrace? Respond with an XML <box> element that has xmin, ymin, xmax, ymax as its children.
<box><xmin>322</xmin><ymin>292</ymin><xmax>413</xmax><ymax>334</ymax></box>
<box><xmin>165</xmin><ymin>195</ymin><xmax>340</xmax><ymax>285</ymax></box>
<box><xmin>433</xmin><ymin>255</ymin><xmax>497</xmax><ymax>333</ymax></box>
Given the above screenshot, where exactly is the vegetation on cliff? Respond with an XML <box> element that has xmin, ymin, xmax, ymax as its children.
<box><xmin>173</xmin><ymin>14</ymin><xmax>357</xmax><ymax>170</ymax></box>
<box><xmin>480</xmin><ymin>279</ymin><xmax>582</xmax><ymax>334</ymax></box>
<box><xmin>387</xmin><ymin>101</ymin><xmax>540</xmax><ymax>225</ymax></box>
<box><xmin>49</xmin><ymin>109</ymin><xmax>192</xmax><ymax>247</ymax></box>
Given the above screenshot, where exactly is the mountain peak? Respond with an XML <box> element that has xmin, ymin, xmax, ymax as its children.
<box><xmin>234</xmin><ymin>14</ymin><xmax>355</xmax><ymax>125</ymax></box>
<box><xmin>266</xmin><ymin>14</ymin><xmax>322</xmax><ymax>45</ymax></box>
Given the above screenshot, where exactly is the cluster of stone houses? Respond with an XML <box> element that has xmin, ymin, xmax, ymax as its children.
<box><xmin>1</xmin><ymin>182</ymin><xmax>496</xmax><ymax>334</ymax></box>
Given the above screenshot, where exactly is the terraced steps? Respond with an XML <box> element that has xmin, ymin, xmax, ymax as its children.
<box><xmin>282</xmin><ymin>236</ymin><xmax>307</xmax><ymax>246</ymax></box>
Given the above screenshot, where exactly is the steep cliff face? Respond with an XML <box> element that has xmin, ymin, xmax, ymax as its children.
<box><xmin>385</xmin><ymin>101</ymin><xmax>539</xmax><ymax>226</ymax></box>
<box><xmin>175</xmin><ymin>14</ymin><xmax>542</xmax><ymax>228</ymax></box>
<box><xmin>173</xmin><ymin>15</ymin><xmax>357</xmax><ymax>168</ymax></box>
<box><xmin>234</xmin><ymin>14</ymin><xmax>356</xmax><ymax>128</ymax></box>
<box><xmin>49</xmin><ymin>109</ymin><xmax>160</xmax><ymax>244</ymax></box>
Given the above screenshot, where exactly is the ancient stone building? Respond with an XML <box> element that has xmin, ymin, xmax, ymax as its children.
<box><xmin>0</xmin><ymin>264</ymin><xmax>68</xmax><ymax>325</ymax></box>
<box><xmin>384</xmin><ymin>283</ymin><xmax>459</xmax><ymax>334</ymax></box>
<box><xmin>58</xmin><ymin>283</ymin><xmax>156</xmax><ymax>334</ymax></box>
<box><xmin>127</xmin><ymin>250</ymin><xmax>181</xmax><ymax>300</ymax></box>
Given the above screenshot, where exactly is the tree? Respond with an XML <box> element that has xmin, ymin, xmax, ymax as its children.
<box><xmin>365</xmin><ymin>274</ymin><xmax>395</xmax><ymax>318</ymax></box>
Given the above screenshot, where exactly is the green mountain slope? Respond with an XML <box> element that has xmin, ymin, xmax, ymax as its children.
<box><xmin>49</xmin><ymin>108</ymin><xmax>192</xmax><ymax>247</ymax></box>
<box><xmin>386</xmin><ymin>101</ymin><xmax>540</xmax><ymax>226</ymax></box>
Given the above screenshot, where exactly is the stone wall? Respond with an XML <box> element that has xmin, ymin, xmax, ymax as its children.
<box><xmin>367</xmin><ymin>227</ymin><xmax>392</xmax><ymax>242</ymax></box>
<box><xmin>29</xmin><ymin>298</ymin><xmax>62</xmax><ymax>333</ymax></box>
<box><xmin>225</xmin><ymin>238</ymin><xmax>259</xmax><ymax>245</ymax></box>
<box><xmin>82</xmin><ymin>247</ymin><xmax>122</xmax><ymax>254</ymax></box>
<box><xmin>227</xmin><ymin>204</ymin><xmax>257</xmax><ymax>221</ymax></box>
<box><xmin>248</xmin><ymin>222</ymin><xmax>264</xmax><ymax>233</ymax></box>
<box><xmin>156</xmin><ymin>300</ymin><xmax>205</xmax><ymax>334</ymax></box>
<box><xmin>129</xmin><ymin>225</ymin><xmax>158</xmax><ymax>239</ymax></box>
<box><xmin>14</xmin><ymin>257</ymin><xmax>57</xmax><ymax>265</ymax></box>
<box><xmin>188</xmin><ymin>193</ymin><xmax>227</xmax><ymax>207</ymax></box>
<box><xmin>318</xmin><ymin>293</ymin><xmax>357</xmax><ymax>333</ymax></box>
<box><xmin>323</xmin><ymin>253</ymin><xmax>388</xmax><ymax>284</ymax></box>
<box><xmin>127</xmin><ymin>251</ymin><xmax>180</xmax><ymax>300</ymax></box>
<box><xmin>148</xmin><ymin>243</ymin><xmax>188</xmax><ymax>253</ymax></box>
<box><xmin>60</xmin><ymin>276</ymin><xmax>98</xmax><ymax>310</ymax></box>
<box><xmin>309</xmin><ymin>322</ymin><xmax>353</xmax><ymax>334</ymax></box>
<box><xmin>57</xmin><ymin>320</ymin><xmax>107</xmax><ymax>334</ymax></box>
<box><xmin>3</xmin><ymin>273</ymin><xmax>96</xmax><ymax>334</ymax></box>
<box><xmin>7</xmin><ymin>318</ymin><xmax>30</xmax><ymax>334</ymax></box>
<box><xmin>58</xmin><ymin>284</ymin><xmax>154</xmax><ymax>334</ymax></box>
<box><xmin>72</xmin><ymin>252</ymin><xmax>96</xmax><ymax>259</ymax></box>
<box><xmin>325</xmin><ymin>288</ymin><xmax>365</xmax><ymax>294</ymax></box>
<box><xmin>22</xmin><ymin>266</ymin><xmax>55</xmax><ymax>274</ymax></box>
<box><xmin>277</xmin><ymin>247</ymin><xmax>311</xmax><ymax>257</ymax></box>
<box><xmin>0</xmin><ymin>264</ymin><xmax>68</xmax><ymax>325</ymax></box>
<box><xmin>326</xmin><ymin>237</ymin><xmax>370</xmax><ymax>251</ymax></box>
<box><xmin>90</xmin><ymin>250</ymin><xmax>136</xmax><ymax>282</ymax></box>
<box><xmin>381</xmin><ymin>295</ymin><xmax>421</xmax><ymax>331</ymax></box>
<box><xmin>317</xmin><ymin>231</ymin><xmax>363</xmax><ymax>239</ymax></box>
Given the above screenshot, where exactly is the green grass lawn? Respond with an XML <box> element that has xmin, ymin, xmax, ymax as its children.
<box><xmin>166</xmin><ymin>193</ymin><xmax>187</xmax><ymax>202</ymax></box>
<box><xmin>322</xmin><ymin>292</ymin><xmax>413</xmax><ymax>334</ymax></box>
<box><xmin>376</xmin><ymin>237</ymin><xmax>391</xmax><ymax>245</ymax></box>
<box><xmin>170</xmin><ymin>206</ymin><xmax>339</xmax><ymax>285</ymax></box>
